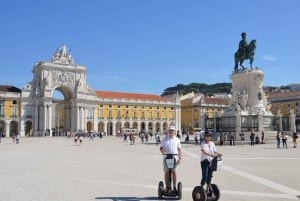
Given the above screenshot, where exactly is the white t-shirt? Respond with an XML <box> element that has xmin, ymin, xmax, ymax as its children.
<box><xmin>160</xmin><ymin>136</ymin><xmax>181</xmax><ymax>154</ymax></box>
<box><xmin>200</xmin><ymin>141</ymin><xmax>217</xmax><ymax>162</ymax></box>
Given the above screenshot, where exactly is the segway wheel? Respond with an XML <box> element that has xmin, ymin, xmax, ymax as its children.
<box><xmin>177</xmin><ymin>182</ymin><xmax>182</xmax><ymax>200</ymax></box>
<box><xmin>158</xmin><ymin>181</ymin><xmax>164</xmax><ymax>199</ymax></box>
<box><xmin>192</xmin><ymin>186</ymin><xmax>207</xmax><ymax>201</ymax></box>
<box><xmin>210</xmin><ymin>184</ymin><xmax>220</xmax><ymax>201</ymax></box>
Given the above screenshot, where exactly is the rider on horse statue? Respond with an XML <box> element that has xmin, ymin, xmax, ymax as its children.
<box><xmin>238</xmin><ymin>32</ymin><xmax>248</xmax><ymax>59</ymax></box>
<box><xmin>234</xmin><ymin>32</ymin><xmax>256</xmax><ymax>72</ymax></box>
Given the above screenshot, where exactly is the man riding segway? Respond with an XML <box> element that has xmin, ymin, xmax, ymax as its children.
<box><xmin>158</xmin><ymin>126</ymin><xmax>183</xmax><ymax>199</ymax></box>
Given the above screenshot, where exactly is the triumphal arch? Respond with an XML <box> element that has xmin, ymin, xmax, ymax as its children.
<box><xmin>21</xmin><ymin>44</ymin><xmax>98</xmax><ymax>136</ymax></box>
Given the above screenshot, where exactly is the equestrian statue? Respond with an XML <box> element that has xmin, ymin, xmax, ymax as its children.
<box><xmin>234</xmin><ymin>32</ymin><xmax>256</xmax><ymax>72</ymax></box>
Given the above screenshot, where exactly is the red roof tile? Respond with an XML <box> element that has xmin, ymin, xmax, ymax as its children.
<box><xmin>203</xmin><ymin>97</ymin><xmax>229</xmax><ymax>105</ymax></box>
<box><xmin>267</xmin><ymin>91</ymin><xmax>300</xmax><ymax>100</ymax></box>
<box><xmin>96</xmin><ymin>91</ymin><xmax>168</xmax><ymax>101</ymax></box>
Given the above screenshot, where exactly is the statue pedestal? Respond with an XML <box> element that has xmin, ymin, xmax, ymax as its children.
<box><xmin>221</xmin><ymin>68</ymin><xmax>273</xmax><ymax>132</ymax></box>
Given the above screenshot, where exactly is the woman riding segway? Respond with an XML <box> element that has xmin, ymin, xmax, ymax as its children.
<box><xmin>192</xmin><ymin>131</ymin><xmax>222</xmax><ymax>201</ymax></box>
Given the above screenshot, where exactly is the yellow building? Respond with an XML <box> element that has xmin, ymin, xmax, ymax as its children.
<box><xmin>267</xmin><ymin>91</ymin><xmax>300</xmax><ymax>131</ymax></box>
<box><xmin>181</xmin><ymin>93</ymin><xmax>228</xmax><ymax>134</ymax></box>
<box><xmin>0</xmin><ymin>85</ymin><xmax>22</xmax><ymax>137</ymax></box>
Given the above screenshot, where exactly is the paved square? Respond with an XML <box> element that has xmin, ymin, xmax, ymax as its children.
<box><xmin>0</xmin><ymin>136</ymin><xmax>299</xmax><ymax>201</ymax></box>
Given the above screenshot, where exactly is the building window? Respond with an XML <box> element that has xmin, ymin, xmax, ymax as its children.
<box><xmin>12</xmin><ymin>100</ymin><xmax>17</xmax><ymax>105</ymax></box>
<box><xmin>0</xmin><ymin>101</ymin><xmax>4</xmax><ymax>117</ymax></box>
<box><xmin>142</xmin><ymin>111</ymin><xmax>145</xmax><ymax>119</ymax></box>
<box><xmin>100</xmin><ymin>109</ymin><xmax>103</xmax><ymax>119</ymax></box>
<box><xmin>170</xmin><ymin>111</ymin><xmax>174</xmax><ymax>120</ymax></box>
<box><xmin>87</xmin><ymin>109</ymin><xmax>93</xmax><ymax>119</ymax></box>
<box><xmin>11</xmin><ymin>106</ymin><xmax>17</xmax><ymax>117</ymax></box>
<box><xmin>156</xmin><ymin>110</ymin><xmax>160</xmax><ymax>119</ymax></box>
<box><xmin>25</xmin><ymin>107</ymin><xmax>32</xmax><ymax>118</ymax></box>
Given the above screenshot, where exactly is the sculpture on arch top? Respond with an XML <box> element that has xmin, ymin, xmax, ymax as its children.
<box><xmin>51</xmin><ymin>44</ymin><xmax>73</xmax><ymax>64</ymax></box>
<box><xmin>234</xmin><ymin>32</ymin><xmax>256</xmax><ymax>72</ymax></box>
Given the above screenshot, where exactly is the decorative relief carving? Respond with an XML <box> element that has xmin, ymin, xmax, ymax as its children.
<box><xmin>52</xmin><ymin>71</ymin><xmax>74</xmax><ymax>85</ymax></box>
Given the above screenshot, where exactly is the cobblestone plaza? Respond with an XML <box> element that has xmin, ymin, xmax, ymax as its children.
<box><xmin>0</xmin><ymin>136</ymin><xmax>299</xmax><ymax>201</ymax></box>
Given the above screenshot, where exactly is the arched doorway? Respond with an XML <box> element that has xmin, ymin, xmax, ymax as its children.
<box><xmin>10</xmin><ymin>121</ymin><xmax>18</xmax><ymax>137</ymax></box>
<box><xmin>98</xmin><ymin>122</ymin><xmax>104</xmax><ymax>132</ymax></box>
<box><xmin>107</xmin><ymin>122</ymin><xmax>113</xmax><ymax>135</ymax></box>
<box><xmin>87</xmin><ymin>121</ymin><xmax>93</xmax><ymax>132</ymax></box>
<box><xmin>52</xmin><ymin>88</ymin><xmax>73</xmax><ymax>134</ymax></box>
<box><xmin>25</xmin><ymin>121</ymin><xmax>33</xmax><ymax>136</ymax></box>
<box><xmin>0</xmin><ymin>120</ymin><xmax>5</xmax><ymax>137</ymax></box>
<box><xmin>140</xmin><ymin>122</ymin><xmax>145</xmax><ymax>131</ymax></box>
<box><xmin>124</xmin><ymin>122</ymin><xmax>130</xmax><ymax>129</ymax></box>
<box><xmin>155</xmin><ymin>122</ymin><xmax>160</xmax><ymax>132</ymax></box>
<box><xmin>148</xmin><ymin>122</ymin><xmax>153</xmax><ymax>134</ymax></box>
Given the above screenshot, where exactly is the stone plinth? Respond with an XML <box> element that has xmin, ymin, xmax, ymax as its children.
<box><xmin>224</xmin><ymin>68</ymin><xmax>272</xmax><ymax>116</ymax></box>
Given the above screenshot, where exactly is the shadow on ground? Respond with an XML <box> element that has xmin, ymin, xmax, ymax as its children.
<box><xmin>95</xmin><ymin>196</ymin><xmax>178</xmax><ymax>201</ymax></box>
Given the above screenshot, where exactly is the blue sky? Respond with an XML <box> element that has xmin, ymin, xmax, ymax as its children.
<box><xmin>0</xmin><ymin>0</ymin><xmax>299</xmax><ymax>95</ymax></box>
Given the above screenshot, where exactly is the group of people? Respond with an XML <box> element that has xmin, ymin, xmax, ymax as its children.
<box><xmin>159</xmin><ymin>126</ymin><xmax>221</xmax><ymax>193</ymax></box>
<box><xmin>276</xmin><ymin>131</ymin><xmax>299</xmax><ymax>148</ymax></box>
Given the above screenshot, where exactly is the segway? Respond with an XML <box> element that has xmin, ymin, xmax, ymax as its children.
<box><xmin>158</xmin><ymin>154</ymin><xmax>182</xmax><ymax>200</ymax></box>
<box><xmin>192</xmin><ymin>156</ymin><xmax>222</xmax><ymax>201</ymax></box>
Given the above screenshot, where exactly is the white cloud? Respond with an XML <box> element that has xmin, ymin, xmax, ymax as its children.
<box><xmin>262</xmin><ymin>55</ymin><xmax>277</xmax><ymax>61</ymax></box>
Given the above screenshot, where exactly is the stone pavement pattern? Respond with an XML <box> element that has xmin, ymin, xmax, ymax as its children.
<box><xmin>0</xmin><ymin>136</ymin><xmax>299</xmax><ymax>201</ymax></box>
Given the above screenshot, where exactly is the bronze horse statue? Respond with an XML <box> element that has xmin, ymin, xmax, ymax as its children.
<box><xmin>234</xmin><ymin>39</ymin><xmax>256</xmax><ymax>72</ymax></box>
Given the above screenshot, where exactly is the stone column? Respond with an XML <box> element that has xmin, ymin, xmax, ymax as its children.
<box><xmin>236</xmin><ymin>114</ymin><xmax>241</xmax><ymax>133</ymax></box>
<box><xmin>93</xmin><ymin>107</ymin><xmax>97</xmax><ymax>131</ymax></box>
<box><xmin>49</xmin><ymin>104</ymin><xmax>53</xmax><ymax>136</ymax></box>
<box><xmin>278</xmin><ymin>110</ymin><xmax>282</xmax><ymax>132</ymax></box>
<box><xmin>257</xmin><ymin>112</ymin><xmax>264</xmax><ymax>132</ymax></box>
<box><xmin>5</xmin><ymin>120</ymin><xmax>11</xmax><ymax>137</ymax></box>
<box><xmin>290</xmin><ymin>110</ymin><xmax>296</xmax><ymax>132</ymax></box>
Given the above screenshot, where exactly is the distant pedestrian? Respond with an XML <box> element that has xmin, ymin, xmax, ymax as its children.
<box><xmin>292</xmin><ymin>131</ymin><xmax>298</xmax><ymax>148</ymax></box>
<box><xmin>74</xmin><ymin>134</ymin><xmax>78</xmax><ymax>145</ymax></box>
<box><xmin>281</xmin><ymin>132</ymin><xmax>288</xmax><ymax>149</ymax></box>
<box><xmin>250</xmin><ymin>131</ymin><xmax>255</xmax><ymax>146</ymax></box>
<box><xmin>12</xmin><ymin>134</ymin><xmax>16</xmax><ymax>143</ymax></box>
<box><xmin>276</xmin><ymin>132</ymin><xmax>281</xmax><ymax>148</ymax></box>
<box><xmin>123</xmin><ymin>132</ymin><xmax>128</xmax><ymax>142</ymax></box>
<box><xmin>240</xmin><ymin>132</ymin><xmax>245</xmax><ymax>145</ymax></box>
<box><xmin>16</xmin><ymin>133</ymin><xmax>20</xmax><ymax>144</ymax></box>
<box><xmin>219</xmin><ymin>132</ymin><xmax>224</xmax><ymax>146</ymax></box>
<box><xmin>229</xmin><ymin>132</ymin><xmax>235</xmax><ymax>146</ymax></box>
<box><xmin>79</xmin><ymin>134</ymin><xmax>83</xmax><ymax>145</ymax></box>
<box><xmin>261</xmin><ymin>131</ymin><xmax>265</xmax><ymax>144</ymax></box>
